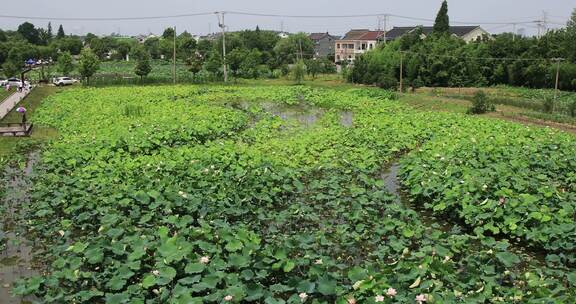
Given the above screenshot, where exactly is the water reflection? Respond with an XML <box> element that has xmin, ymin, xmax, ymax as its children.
<box><xmin>0</xmin><ymin>152</ymin><xmax>40</xmax><ymax>304</ymax></box>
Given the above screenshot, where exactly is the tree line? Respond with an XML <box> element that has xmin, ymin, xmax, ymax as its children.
<box><xmin>349</xmin><ymin>2</ymin><xmax>576</xmax><ymax>91</ymax></box>
<box><xmin>0</xmin><ymin>23</ymin><xmax>336</xmax><ymax>83</ymax></box>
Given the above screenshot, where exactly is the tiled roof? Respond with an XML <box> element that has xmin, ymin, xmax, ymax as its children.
<box><xmin>341</xmin><ymin>29</ymin><xmax>384</xmax><ymax>41</ymax></box>
<box><xmin>309</xmin><ymin>32</ymin><xmax>339</xmax><ymax>41</ymax></box>
<box><xmin>385</xmin><ymin>26</ymin><xmax>482</xmax><ymax>40</ymax></box>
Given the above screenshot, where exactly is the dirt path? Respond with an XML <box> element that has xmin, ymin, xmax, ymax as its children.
<box><xmin>399</xmin><ymin>93</ymin><xmax>576</xmax><ymax>134</ymax></box>
<box><xmin>487</xmin><ymin>111</ymin><xmax>576</xmax><ymax>134</ymax></box>
<box><xmin>0</xmin><ymin>152</ymin><xmax>41</xmax><ymax>304</ymax></box>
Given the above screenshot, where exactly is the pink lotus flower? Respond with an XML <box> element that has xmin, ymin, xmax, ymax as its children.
<box><xmin>499</xmin><ymin>197</ymin><xmax>506</xmax><ymax>205</ymax></box>
<box><xmin>199</xmin><ymin>256</ymin><xmax>210</xmax><ymax>264</ymax></box>
<box><xmin>346</xmin><ymin>298</ymin><xmax>356</xmax><ymax>304</ymax></box>
<box><xmin>416</xmin><ymin>294</ymin><xmax>427</xmax><ymax>303</ymax></box>
<box><xmin>375</xmin><ymin>295</ymin><xmax>385</xmax><ymax>302</ymax></box>
<box><xmin>299</xmin><ymin>292</ymin><xmax>308</xmax><ymax>302</ymax></box>
<box><xmin>224</xmin><ymin>295</ymin><xmax>233</xmax><ymax>301</ymax></box>
<box><xmin>16</xmin><ymin>107</ymin><xmax>26</xmax><ymax>113</ymax></box>
<box><xmin>386</xmin><ymin>287</ymin><xmax>397</xmax><ymax>297</ymax></box>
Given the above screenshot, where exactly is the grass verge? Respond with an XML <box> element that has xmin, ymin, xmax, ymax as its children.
<box><xmin>0</xmin><ymin>86</ymin><xmax>60</xmax><ymax>160</ymax></box>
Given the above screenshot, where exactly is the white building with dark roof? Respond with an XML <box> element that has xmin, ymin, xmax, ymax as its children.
<box><xmin>384</xmin><ymin>26</ymin><xmax>490</xmax><ymax>43</ymax></box>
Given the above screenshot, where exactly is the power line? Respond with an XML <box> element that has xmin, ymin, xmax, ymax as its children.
<box><xmin>228</xmin><ymin>11</ymin><xmax>545</xmax><ymax>26</ymax></box>
<box><xmin>225</xmin><ymin>11</ymin><xmax>387</xmax><ymax>18</ymax></box>
<box><xmin>0</xmin><ymin>12</ymin><xmax>216</xmax><ymax>21</ymax></box>
<box><xmin>0</xmin><ymin>10</ymin><xmax>556</xmax><ymax>28</ymax></box>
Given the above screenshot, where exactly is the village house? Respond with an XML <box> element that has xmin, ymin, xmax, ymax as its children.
<box><xmin>134</xmin><ymin>34</ymin><xmax>157</xmax><ymax>44</ymax></box>
<box><xmin>384</xmin><ymin>26</ymin><xmax>490</xmax><ymax>43</ymax></box>
<box><xmin>334</xmin><ymin>29</ymin><xmax>384</xmax><ymax>63</ymax></box>
<box><xmin>309</xmin><ymin>32</ymin><xmax>340</xmax><ymax>59</ymax></box>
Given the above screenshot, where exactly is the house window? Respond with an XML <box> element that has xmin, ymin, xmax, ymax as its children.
<box><xmin>348</xmin><ymin>55</ymin><xmax>352</xmax><ymax>59</ymax></box>
<box><xmin>369</xmin><ymin>44</ymin><xmax>373</xmax><ymax>49</ymax></box>
<box><xmin>337</xmin><ymin>43</ymin><xmax>340</xmax><ymax>49</ymax></box>
<box><xmin>348</xmin><ymin>44</ymin><xmax>354</xmax><ymax>49</ymax></box>
<box><xmin>361</xmin><ymin>43</ymin><xmax>367</xmax><ymax>50</ymax></box>
<box><xmin>336</xmin><ymin>55</ymin><xmax>340</xmax><ymax>61</ymax></box>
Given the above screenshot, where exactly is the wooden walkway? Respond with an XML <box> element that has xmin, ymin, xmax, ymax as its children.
<box><xmin>0</xmin><ymin>123</ymin><xmax>33</xmax><ymax>137</ymax></box>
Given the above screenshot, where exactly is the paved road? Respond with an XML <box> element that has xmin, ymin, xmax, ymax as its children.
<box><xmin>0</xmin><ymin>90</ymin><xmax>30</xmax><ymax>121</ymax></box>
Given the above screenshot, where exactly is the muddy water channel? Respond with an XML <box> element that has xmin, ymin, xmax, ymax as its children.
<box><xmin>381</xmin><ymin>161</ymin><xmax>547</xmax><ymax>266</ymax></box>
<box><xmin>381</xmin><ymin>162</ymin><xmax>453</xmax><ymax>232</ymax></box>
<box><xmin>230</xmin><ymin>101</ymin><xmax>354</xmax><ymax>128</ymax></box>
<box><xmin>0</xmin><ymin>152</ymin><xmax>41</xmax><ymax>304</ymax></box>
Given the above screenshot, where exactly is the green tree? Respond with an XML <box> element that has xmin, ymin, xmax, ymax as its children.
<box><xmin>84</xmin><ymin>33</ymin><xmax>98</xmax><ymax>45</ymax></box>
<box><xmin>568</xmin><ymin>8</ymin><xmax>576</xmax><ymax>32</ymax></box>
<box><xmin>57</xmin><ymin>51</ymin><xmax>74</xmax><ymax>76</ymax></box>
<box><xmin>38</xmin><ymin>28</ymin><xmax>50</xmax><ymax>45</ymax></box>
<box><xmin>52</xmin><ymin>37</ymin><xmax>83</xmax><ymax>55</ymax></box>
<box><xmin>115</xmin><ymin>40</ymin><xmax>133</xmax><ymax>61</ymax></box>
<box><xmin>78</xmin><ymin>48</ymin><xmax>100</xmax><ymax>85</ymax></box>
<box><xmin>306</xmin><ymin>59</ymin><xmax>322</xmax><ymax>79</ymax></box>
<box><xmin>177</xmin><ymin>31</ymin><xmax>197</xmax><ymax>60</ymax></box>
<box><xmin>162</xmin><ymin>27</ymin><xmax>175</xmax><ymax>39</ymax></box>
<box><xmin>186</xmin><ymin>53</ymin><xmax>203</xmax><ymax>77</ymax></box>
<box><xmin>132</xmin><ymin>46</ymin><xmax>152</xmax><ymax>80</ymax></box>
<box><xmin>196</xmin><ymin>39</ymin><xmax>213</xmax><ymax>58</ymax></box>
<box><xmin>273</xmin><ymin>33</ymin><xmax>314</xmax><ymax>66</ymax></box>
<box><xmin>47</xmin><ymin>22</ymin><xmax>53</xmax><ymax>40</ymax></box>
<box><xmin>291</xmin><ymin>60</ymin><xmax>306</xmax><ymax>84</ymax></box>
<box><xmin>3</xmin><ymin>41</ymin><xmax>39</xmax><ymax>74</ymax></box>
<box><xmin>239</xmin><ymin>49</ymin><xmax>262</xmax><ymax>78</ymax></box>
<box><xmin>2</xmin><ymin>61</ymin><xmax>20</xmax><ymax>78</ymax></box>
<box><xmin>433</xmin><ymin>1</ymin><xmax>450</xmax><ymax>35</ymax></box>
<box><xmin>56</xmin><ymin>24</ymin><xmax>65</xmax><ymax>39</ymax></box>
<box><xmin>17</xmin><ymin>22</ymin><xmax>41</xmax><ymax>45</ymax></box>
<box><xmin>467</xmin><ymin>91</ymin><xmax>495</xmax><ymax>114</ymax></box>
<box><xmin>144</xmin><ymin>37</ymin><xmax>161</xmax><ymax>59</ymax></box>
<box><xmin>204</xmin><ymin>53</ymin><xmax>222</xmax><ymax>76</ymax></box>
<box><xmin>89</xmin><ymin>37</ymin><xmax>116</xmax><ymax>59</ymax></box>
<box><xmin>227</xmin><ymin>48</ymin><xmax>248</xmax><ymax>75</ymax></box>
<box><xmin>159</xmin><ymin>38</ymin><xmax>173</xmax><ymax>61</ymax></box>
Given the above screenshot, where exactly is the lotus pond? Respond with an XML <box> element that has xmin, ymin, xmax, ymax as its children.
<box><xmin>2</xmin><ymin>85</ymin><xmax>576</xmax><ymax>303</ymax></box>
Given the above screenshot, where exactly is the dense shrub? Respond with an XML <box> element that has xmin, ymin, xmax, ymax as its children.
<box><xmin>467</xmin><ymin>91</ymin><xmax>495</xmax><ymax>114</ymax></box>
<box><xmin>377</xmin><ymin>74</ymin><xmax>398</xmax><ymax>90</ymax></box>
<box><xmin>543</xmin><ymin>96</ymin><xmax>555</xmax><ymax>113</ymax></box>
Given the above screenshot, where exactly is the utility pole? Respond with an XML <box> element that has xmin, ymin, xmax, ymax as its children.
<box><xmin>512</xmin><ymin>23</ymin><xmax>516</xmax><ymax>41</ymax></box>
<box><xmin>382</xmin><ymin>14</ymin><xmax>388</xmax><ymax>44</ymax></box>
<box><xmin>554</xmin><ymin>58</ymin><xmax>562</xmax><ymax>103</ymax></box>
<box><xmin>218</xmin><ymin>12</ymin><xmax>228</xmax><ymax>82</ymax></box>
<box><xmin>298</xmin><ymin>39</ymin><xmax>303</xmax><ymax>61</ymax></box>
<box><xmin>399</xmin><ymin>51</ymin><xmax>404</xmax><ymax>93</ymax></box>
<box><xmin>173</xmin><ymin>26</ymin><xmax>176</xmax><ymax>84</ymax></box>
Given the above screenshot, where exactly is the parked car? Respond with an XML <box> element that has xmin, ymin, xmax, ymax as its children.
<box><xmin>0</xmin><ymin>77</ymin><xmax>30</xmax><ymax>87</ymax></box>
<box><xmin>52</xmin><ymin>77</ymin><xmax>76</xmax><ymax>86</ymax></box>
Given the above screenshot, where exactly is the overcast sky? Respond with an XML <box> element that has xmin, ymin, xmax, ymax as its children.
<box><xmin>0</xmin><ymin>0</ymin><xmax>574</xmax><ymax>37</ymax></box>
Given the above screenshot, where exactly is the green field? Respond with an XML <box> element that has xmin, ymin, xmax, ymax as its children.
<box><xmin>68</xmin><ymin>60</ymin><xmax>206</xmax><ymax>85</ymax></box>
<box><xmin>3</xmin><ymin>85</ymin><xmax>576</xmax><ymax>303</ymax></box>
<box><xmin>0</xmin><ymin>88</ymin><xmax>13</xmax><ymax>101</ymax></box>
<box><xmin>418</xmin><ymin>86</ymin><xmax>576</xmax><ymax>118</ymax></box>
